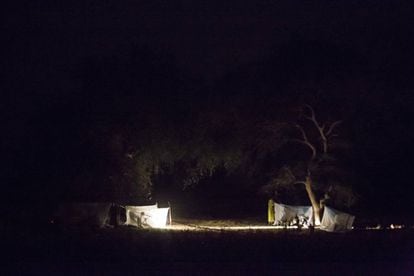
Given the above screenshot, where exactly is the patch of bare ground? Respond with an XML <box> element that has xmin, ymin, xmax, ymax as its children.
<box><xmin>172</xmin><ymin>217</ymin><xmax>266</xmax><ymax>227</ymax></box>
<box><xmin>2</xmin><ymin>218</ymin><xmax>414</xmax><ymax>274</ymax></box>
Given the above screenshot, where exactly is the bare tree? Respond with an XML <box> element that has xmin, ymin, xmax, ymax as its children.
<box><xmin>291</xmin><ymin>105</ymin><xmax>342</xmax><ymax>224</ymax></box>
<box><xmin>260</xmin><ymin>104</ymin><xmax>350</xmax><ymax>225</ymax></box>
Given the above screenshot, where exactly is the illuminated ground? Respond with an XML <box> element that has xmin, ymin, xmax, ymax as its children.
<box><xmin>2</xmin><ymin>219</ymin><xmax>414</xmax><ymax>274</ymax></box>
<box><xmin>159</xmin><ymin>218</ymin><xmax>412</xmax><ymax>232</ymax></box>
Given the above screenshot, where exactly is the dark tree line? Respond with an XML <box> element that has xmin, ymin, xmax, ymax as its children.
<box><xmin>3</xmin><ymin>38</ymin><xmax>414</xmax><ymax>219</ymax></box>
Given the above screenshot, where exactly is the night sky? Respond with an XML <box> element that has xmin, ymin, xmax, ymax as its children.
<box><xmin>5</xmin><ymin>1</ymin><xmax>413</xmax><ymax>81</ymax></box>
<box><xmin>3</xmin><ymin>0</ymin><xmax>414</xmax><ymax>217</ymax></box>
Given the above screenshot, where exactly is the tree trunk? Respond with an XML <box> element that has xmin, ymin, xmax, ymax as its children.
<box><xmin>305</xmin><ymin>176</ymin><xmax>321</xmax><ymax>225</ymax></box>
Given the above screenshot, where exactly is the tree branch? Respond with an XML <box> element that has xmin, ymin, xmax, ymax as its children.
<box><xmin>294</xmin><ymin>124</ymin><xmax>317</xmax><ymax>160</ymax></box>
<box><xmin>295</xmin><ymin>124</ymin><xmax>309</xmax><ymax>142</ymax></box>
<box><xmin>303</xmin><ymin>104</ymin><xmax>317</xmax><ymax>122</ymax></box>
<box><xmin>303</xmin><ymin>104</ymin><xmax>329</xmax><ymax>153</ymax></box>
<box><xmin>292</xmin><ymin>138</ymin><xmax>317</xmax><ymax>160</ymax></box>
<box><xmin>326</xmin><ymin>120</ymin><xmax>342</xmax><ymax>136</ymax></box>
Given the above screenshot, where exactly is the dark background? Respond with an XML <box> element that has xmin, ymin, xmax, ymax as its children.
<box><xmin>2</xmin><ymin>0</ymin><xmax>414</xmax><ymax>221</ymax></box>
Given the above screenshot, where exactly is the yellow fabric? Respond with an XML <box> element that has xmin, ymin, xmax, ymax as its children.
<box><xmin>268</xmin><ymin>199</ymin><xmax>275</xmax><ymax>224</ymax></box>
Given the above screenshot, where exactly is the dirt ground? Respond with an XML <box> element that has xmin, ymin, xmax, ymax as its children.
<box><xmin>2</xmin><ymin>218</ymin><xmax>414</xmax><ymax>275</ymax></box>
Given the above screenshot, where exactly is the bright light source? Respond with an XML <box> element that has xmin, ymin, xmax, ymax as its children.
<box><xmin>145</xmin><ymin>208</ymin><xmax>170</xmax><ymax>228</ymax></box>
<box><xmin>388</xmin><ymin>224</ymin><xmax>404</xmax><ymax>230</ymax></box>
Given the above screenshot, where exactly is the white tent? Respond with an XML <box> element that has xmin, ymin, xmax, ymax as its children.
<box><xmin>124</xmin><ymin>204</ymin><xmax>170</xmax><ymax>228</ymax></box>
<box><xmin>124</xmin><ymin>203</ymin><xmax>158</xmax><ymax>226</ymax></box>
<box><xmin>54</xmin><ymin>202</ymin><xmax>112</xmax><ymax>228</ymax></box>
<box><xmin>274</xmin><ymin>203</ymin><xmax>313</xmax><ymax>227</ymax></box>
<box><xmin>320</xmin><ymin>206</ymin><xmax>355</xmax><ymax>232</ymax></box>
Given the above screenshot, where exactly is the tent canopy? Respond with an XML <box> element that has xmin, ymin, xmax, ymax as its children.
<box><xmin>53</xmin><ymin>202</ymin><xmax>171</xmax><ymax>229</ymax></box>
<box><xmin>54</xmin><ymin>202</ymin><xmax>112</xmax><ymax>227</ymax></box>
<box><xmin>273</xmin><ymin>202</ymin><xmax>313</xmax><ymax>227</ymax></box>
<box><xmin>125</xmin><ymin>204</ymin><xmax>170</xmax><ymax>228</ymax></box>
<box><xmin>320</xmin><ymin>206</ymin><xmax>354</xmax><ymax>232</ymax></box>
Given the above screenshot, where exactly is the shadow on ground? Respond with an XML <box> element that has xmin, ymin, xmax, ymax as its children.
<box><xmin>2</xmin><ymin>219</ymin><xmax>414</xmax><ymax>275</ymax></box>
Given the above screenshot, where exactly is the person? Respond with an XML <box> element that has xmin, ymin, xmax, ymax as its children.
<box><xmin>137</xmin><ymin>211</ymin><xmax>150</xmax><ymax>228</ymax></box>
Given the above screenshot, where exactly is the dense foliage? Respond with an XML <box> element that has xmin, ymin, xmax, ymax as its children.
<box><xmin>4</xmin><ymin>39</ymin><xmax>413</xmax><ymax>216</ymax></box>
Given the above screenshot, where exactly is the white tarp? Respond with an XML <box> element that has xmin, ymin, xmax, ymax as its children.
<box><xmin>125</xmin><ymin>204</ymin><xmax>170</xmax><ymax>228</ymax></box>
<box><xmin>54</xmin><ymin>202</ymin><xmax>112</xmax><ymax>227</ymax></box>
<box><xmin>124</xmin><ymin>204</ymin><xmax>158</xmax><ymax>226</ymax></box>
<box><xmin>274</xmin><ymin>203</ymin><xmax>313</xmax><ymax>226</ymax></box>
<box><xmin>320</xmin><ymin>206</ymin><xmax>355</xmax><ymax>232</ymax></box>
